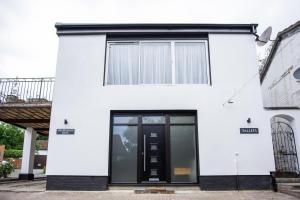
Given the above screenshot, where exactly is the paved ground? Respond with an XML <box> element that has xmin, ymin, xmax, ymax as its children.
<box><xmin>8</xmin><ymin>169</ymin><xmax>45</xmax><ymax>178</ymax></box>
<box><xmin>0</xmin><ymin>180</ymin><xmax>46</xmax><ymax>192</ymax></box>
<box><xmin>0</xmin><ymin>180</ymin><xmax>298</xmax><ymax>200</ymax></box>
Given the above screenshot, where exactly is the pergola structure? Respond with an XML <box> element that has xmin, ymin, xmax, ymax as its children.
<box><xmin>0</xmin><ymin>103</ymin><xmax>51</xmax><ymax>135</ymax></box>
<box><xmin>0</xmin><ymin>77</ymin><xmax>54</xmax><ymax>179</ymax></box>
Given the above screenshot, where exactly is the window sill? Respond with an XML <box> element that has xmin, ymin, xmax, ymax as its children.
<box><xmin>103</xmin><ymin>84</ymin><xmax>211</xmax><ymax>87</ymax></box>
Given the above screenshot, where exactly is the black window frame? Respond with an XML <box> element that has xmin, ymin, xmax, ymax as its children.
<box><xmin>103</xmin><ymin>39</ymin><xmax>212</xmax><ymax>86</ymax></box>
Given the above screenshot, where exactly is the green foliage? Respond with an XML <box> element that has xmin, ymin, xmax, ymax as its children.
<box><xmin>37</xmin><ymin>135</ymin><xmax>48</xmax><ymax>140</ymax></box>
<box><xmin>4</xmin><ymin>149</ymin><xmax>22</xmax><ymax>158</ymax></box>
<box><xmin>0</xmin><ymin>159</ymin><xmax>15</xmax><ymax>178</ymax></box>
<box><xmin>42</xmin><ymin>166</ymin><xmax>46</xmax><ymax>174</ymax></box>
<box><xmin>0</xmin><ymin>123</ymin><xmax>24</xmax><ymax>150</ymax></box>
<box><xmin>35</xmin><ymin>142</ymin><xmax>41</xmax><ymax>151</ymax></box>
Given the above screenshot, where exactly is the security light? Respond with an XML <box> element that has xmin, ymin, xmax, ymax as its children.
<box><xmin>247</xmin><ymin>118</ymin><xmax>251</xmax><ymax>123</ymax></box>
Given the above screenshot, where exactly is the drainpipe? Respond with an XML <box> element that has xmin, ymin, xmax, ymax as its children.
<box><xmin>234</xmin><ymin>152</ymin><xmax>240</xmax><ymax>190</ymax></box>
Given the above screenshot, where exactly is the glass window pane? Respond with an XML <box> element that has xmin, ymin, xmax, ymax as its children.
<box><xmin>151</xmin><ymin>157</ymin><xmax>158</xmax><ymax>163</ymax></box>
<box><xmin>175</xmin><ymin>42</ymin><xmax>208</xmax><ymax>84</ymax></box>
<box><xmin>113</xmin><ymin>116</ymin><xmax>138</xmax><ymax>124</ymax></box>
<box><xmin>140</xmin><ymin>42</ymin><xmax>172</xmax><ymax>84</ymax></box>
<box><xmin>142</xmin><ymin>116</ymin><xmax>166</xmax><ymax>124</ymax></box>
<box><xmin>111</xmin><ymin>126</ymin><xmax>138</xmax><ymax>183</ymax></box>
<box><xmin>170</xmin><ymin>116</ymin><xmax>195</xmax><ymax>124</ymax></box>
<box><xmin>151</xmin><ymin>144</ymin><xmax>158</xmax><ymax>151</ymax></box>
<box><xmin>107</xmin><ymin>43</ymin><xmax>139</xmax><ymax>85</ymax></box>
<box><xmin>151</xmin><ymin>169</ymin><xmax>158</xmax><ymax>176</ymax></box>
<box><xmin>170</xmin><ymin>125</ymin><xmax>197</xmax><ymax>183</ymax></box>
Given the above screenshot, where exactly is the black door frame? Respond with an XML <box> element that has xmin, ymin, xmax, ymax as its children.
<box><xmin>108</xmin><ymin>110</ymin><xmax>199</xmax><ymax>185</ymax></box>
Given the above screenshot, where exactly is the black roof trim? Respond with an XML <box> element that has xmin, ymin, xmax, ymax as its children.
<box><xmin>260</xmin><ymin>21</ymin><xmax>300</xmax><ymax>83</ymax></box>
<box><xmin>55</xmin><ymin>23</ymin><xmax>258</xmax><ymax>36</ymax></box>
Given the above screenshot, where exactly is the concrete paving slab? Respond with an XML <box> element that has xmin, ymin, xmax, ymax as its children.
<box><xmin>0</xmin><ymin>180</ymin><xmax>298</xmax><ymax>200</ymax></box>
<box><xmin>0</xmin><ymin>190</ymin><xmax>298</xmax><ymax>200</ymax></box>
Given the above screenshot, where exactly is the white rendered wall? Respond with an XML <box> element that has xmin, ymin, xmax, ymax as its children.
<box><xmin>262</xmin><ymin>30</ymin><xmax>300</xmax><ymax>108</ymax></box>
<box><xmin>47</xmin><ymin>33</ymin><xmax>275</xmax><ymax>176</ymax></box>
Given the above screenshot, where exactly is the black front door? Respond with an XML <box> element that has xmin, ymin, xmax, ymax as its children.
<box><xmin>142</xmin><ymin>125</ymin><xmax>166</xmax><ymax>182</ymax></box>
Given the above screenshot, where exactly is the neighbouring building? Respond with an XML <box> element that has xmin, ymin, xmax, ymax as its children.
<box><xmin>261</xmin><ymin>21</ymin><xmax>300</xmax><ymax>108</ymax></box>
<box><xmin>46</xmin><ymin>23</ymin><xmax>275</xmax><ymax>190</ymax></box>
<box><xmin>260</xmin><ymin>21</ymin><xmax>300</xmax><ymax>177</ymax></box>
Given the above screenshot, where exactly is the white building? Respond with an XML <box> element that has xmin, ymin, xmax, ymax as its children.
<box><xmin>261</xmin><ymin>21</ymin><xmax>300</xmax><ymax>108</ymax></box>
<box><xmin>46</xmin><ymin>23</ymin><xmax>275</xmax><ymax>190</ymax></box>
<box><xmin>260</xmin><ymin>21</ymin><xmax>300</xmax><ymax>178</ymax></box>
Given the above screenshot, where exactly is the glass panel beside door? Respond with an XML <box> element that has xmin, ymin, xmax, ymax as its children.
<box><xmin>110</xmin><ymin>112</ymin><xmax>198</xmax><ymax>184</ymax></box>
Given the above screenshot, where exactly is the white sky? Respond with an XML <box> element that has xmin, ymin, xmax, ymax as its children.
<box><xmin>1</xmin><ymin>0</ymin><xmax>300</xmax><ymax>77</ymax></box>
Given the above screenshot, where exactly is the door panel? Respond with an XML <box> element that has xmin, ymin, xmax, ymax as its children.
<box><xmin>142</xmin><ymin>125</ymin><xmax>166</xmax><ymax>182</ymax></box>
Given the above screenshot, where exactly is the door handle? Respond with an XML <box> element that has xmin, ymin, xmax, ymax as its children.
<box><xmin>144</xmin><ymin>134</ymin><xmax>146</xmax><ymax>172</ymax></box>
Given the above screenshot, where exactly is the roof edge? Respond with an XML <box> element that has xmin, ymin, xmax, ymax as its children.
<box><xmin>55</xmin><ymin>23</ymin><xmax>258</xmax><ymax>36</ymax></box>
<box><xmin>264</xmin><ymin>106</ymin><xmax>300</xmax><ymax>110</ymax></box>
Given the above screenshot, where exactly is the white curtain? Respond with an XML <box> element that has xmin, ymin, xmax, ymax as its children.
<box><xmin>175</xmin><ymin>42</ymin><xmax>208</xmax><ymax>84</ymax></box>
<box><xmin>107</xmin><ymin>41</ymin><xmax>208</xmax><ymax>85</ymax></box>
<box><xmin>107</xmin><ymin>43</ymin><xmax>139</xmax><ymax>85</ymax></box>
<box><xmin>140</xmin><ymin>42</ymin><xmax>172</xmax><ymax>84</ymax></box>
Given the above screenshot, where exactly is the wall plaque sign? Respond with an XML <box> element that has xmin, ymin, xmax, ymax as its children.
<box><xmin>240</xmin><ymin>128</ymin><xmax>259</xmax><ymax>134</ymax></box>
<box><xmin>56</xmin><ymin>129</ymin><xmax>75</xmax><ymax>135</ymax></box>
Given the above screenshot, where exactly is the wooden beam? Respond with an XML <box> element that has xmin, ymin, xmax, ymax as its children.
<box><xmin>1</xmin><ymin>119</ymin><xmax>50</xmax><ymax>123</ymax></box>
<box><xmin>35</xmin><ymin>128</ymin><xmax>49</xmax><ymax>131</ymax></box>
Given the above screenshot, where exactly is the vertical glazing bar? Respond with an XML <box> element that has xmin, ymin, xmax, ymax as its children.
<box><xmin>171</xmin><ymin>42</ymin><xmax>176</xmax><ymax>84</ymax></box>
<box><xmin>144</xmin><ymin>134</ymin><xmax>146</xmax><ymax>172</ymax></box>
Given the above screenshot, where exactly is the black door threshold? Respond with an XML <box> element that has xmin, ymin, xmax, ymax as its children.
<box><xmin>108</xmin><ymin>183</ymin><xmax>199</xmax><ymax>186</ymax></box>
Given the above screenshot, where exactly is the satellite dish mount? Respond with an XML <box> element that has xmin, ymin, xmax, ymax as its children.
<box><xmin>256</xmin><ymin>26</ymin><xmax>273</xmax><ymax>46</ymax></box>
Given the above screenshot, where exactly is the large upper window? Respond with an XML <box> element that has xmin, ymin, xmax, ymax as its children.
<box><xmin>105</xmin><ymin>40</ymin><xmax>209</xmax><ymax>85</ymax></box>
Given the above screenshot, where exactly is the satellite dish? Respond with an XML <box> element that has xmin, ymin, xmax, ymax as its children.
<box><xmin>256</xmin><ymin>26</ymin><xmax>272</xmax><ymax>46</ymax></box>
<box><xmin>293</xmin><ymin>67</ymin><xmax>300</xmax><ymax>80</ymax></box>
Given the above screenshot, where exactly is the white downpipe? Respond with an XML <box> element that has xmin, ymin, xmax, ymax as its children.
<box><xmin>234</xmin><ymin>152</ymin><xmax>239</xmax><ymax>190</ymax></box>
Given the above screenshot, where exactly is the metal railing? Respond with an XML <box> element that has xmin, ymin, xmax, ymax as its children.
<box><xmin>0</xmin><ymin>77</ymin><xmax>54</xmax><ymax>104</ymax></box>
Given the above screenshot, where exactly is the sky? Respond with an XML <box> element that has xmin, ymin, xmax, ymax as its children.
<box><xmin>1</xmin><ymin>0</ymin><xmax>300</xmax><ymax>78</ymax></box>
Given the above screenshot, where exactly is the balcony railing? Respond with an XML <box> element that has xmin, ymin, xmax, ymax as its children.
<box><xmin>0</xmin><ymin>77</ymin><xmax>54</xmax><ymax>104</ymax></box>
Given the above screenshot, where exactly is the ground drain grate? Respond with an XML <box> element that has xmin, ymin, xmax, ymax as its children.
<box><xmin>135</xmin><ymin>188</ymin><xmax>174</xmax><ymax>194</ymax></box>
